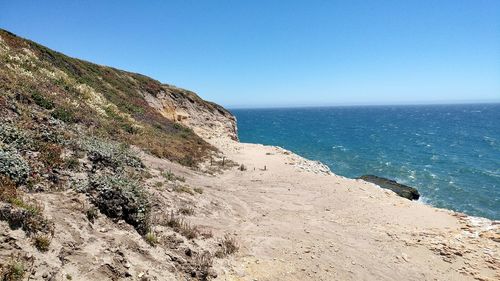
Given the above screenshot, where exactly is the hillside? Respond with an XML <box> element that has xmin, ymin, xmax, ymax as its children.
<box><xmin>0</xmin><ymin>29</ymin><xmax>239</xmax><ymax>280</ymax></box>
<box><xmin>1</xmin><ymin>29</ymin><xmax>498</xmax><ymax>281</ymax></box>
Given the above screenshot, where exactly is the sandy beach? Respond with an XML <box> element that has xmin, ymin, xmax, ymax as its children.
<box><xmin>144</xmin><ymin>134</ymin><xmax>499</xmax><ymax>281</ymax></box>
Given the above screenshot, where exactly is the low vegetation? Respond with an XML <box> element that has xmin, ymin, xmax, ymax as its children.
<box><xmin>178</xmin><ymin>205</ymin><xmax>195</xmax><ymax>216</ymax></box>
<box><xmin>162</xmin><ymin>170</ymin><xmax>186</xmax><ymax>182</ymax></box>
<box><xmin>0</xmin><ymin>254</ymin><xmax>34</xmax><ymax>281</ymax></box>
<box><xmin>215</xmin><ymin>235</ymin><xmax>239</xmax><ymax>258</ymax></box>
<box><xmin>85</xmin><ymin>206</ymin><xmax>99</xmax><ymax>223</ymax></box>
<box><xmin>173</xmin><ymin>185</ymin><xmax>195</xmax><ymax>195</ymax></box>
<box><xmin>145</xmin><ymin>231</ymin><xmax>158</xmax><ymax>246</ymax></box>
<box><xmin>85</xmin><ymin>174</ymin><xmax>151</xmax><ymax>234</ymax></box>
<box><xmin>163</xmin><ymin>211</ymin><xmax>199</xmax><ymax>239</ymax></box>
<box><xmin>33</xmin><ymin>234</ymin><xmax>51</xmax><ymax>252</ymax></box>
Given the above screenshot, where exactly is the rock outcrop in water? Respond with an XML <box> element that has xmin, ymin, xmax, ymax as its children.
<box><xmin>358</xmin><ymin>175</ymin><xmax>420</xmax><ymax>200</ymax></box>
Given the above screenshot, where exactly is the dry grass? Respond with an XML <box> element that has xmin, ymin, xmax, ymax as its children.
<box><xmin>195</xmin><ymin>251</ymin><xmax>214</xmax><ymax>280</ymax></box>
<box><xmin>215</xmin><ymin>234</ymin><xmax>239</xmax><ymax>258</ymax></box>
<box><xmin>162</xmin><ymin>211</ymin><xmax>199</xmax><ymax>239</ymax></box>
<box><xmin>33</xmin><ymin>234</ymin><xmax>51</xmax><ymax>252</ymax></box>
<box><xmin>0</xmin><ymin>176</ymin><xmax>18</xmax><ymax>202</ymax></box>
<box><xmin>178</xmin><ymin>206</ymin><xmax>195</xmax><ymax>216</ymax></box>
<box><xmin>145</xmin><ymin>231</ymin><xmax>158</xmax><ymax>246</ymax></box>
<box><xmin>173</xmin><ymin>185</ymin><xmax>194</xmax><ymax>195</ymax></box>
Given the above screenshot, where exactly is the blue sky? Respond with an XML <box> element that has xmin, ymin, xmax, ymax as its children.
<box><xmin>1</xmin><ymin>0</ymin><xmax>499</xmax><ymax>108</ymax></box>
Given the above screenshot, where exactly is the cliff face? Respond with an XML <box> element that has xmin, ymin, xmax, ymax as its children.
<box><xmin>143</xmin><ymin>85</ymin><xmax>238</xmax><ymax>141</ymax></box>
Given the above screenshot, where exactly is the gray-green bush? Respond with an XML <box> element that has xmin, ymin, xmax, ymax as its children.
<box><xmin>79</xmin><ymin>138</ymin><xmax>143</xmax><ymax>169</ymax></box>
<box><xmin>0</xmin><ymin>146</ymin><xmax>30</xmax><ymax>185</ymax></box>
<box><xmin>85</xmin><ymin>173</ymin><xmax>150</xmax><ymax>234</ymax></box>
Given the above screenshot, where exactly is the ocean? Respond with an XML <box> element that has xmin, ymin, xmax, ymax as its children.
<box><xmin>232</xmin><ymin>104</ymin><xmax>500</xmax><ymax>220</ymax></box>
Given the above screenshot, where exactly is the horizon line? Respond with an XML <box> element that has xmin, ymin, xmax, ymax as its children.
<box><xmin>226</xmin><ymin>99</ymin><xmax>500</xmax><ymax>110</ymax></box>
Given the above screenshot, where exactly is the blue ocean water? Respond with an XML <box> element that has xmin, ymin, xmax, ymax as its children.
<box><xmin>232</xmin><ymin>104</ymin><xmax>500</xmax><ymax>220</ymax></box>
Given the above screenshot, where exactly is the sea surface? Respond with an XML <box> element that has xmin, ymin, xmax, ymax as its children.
<box><xmin>232</xmin><ymin>104</ymin><xmax>500</xmax><ymax>220</ymax></box>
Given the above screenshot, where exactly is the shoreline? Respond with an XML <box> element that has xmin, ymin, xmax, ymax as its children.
<box><xmin>236</xmin><ymin>140</ymin><xmax>499</xmax><ymax>222</ymax></box>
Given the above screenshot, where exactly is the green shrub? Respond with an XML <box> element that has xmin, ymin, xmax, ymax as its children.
<box><xmin>65</xmin><ymin>156</ymin><xmax>80</xmax><ymax>170</ymax></box>
<box><xmin>51</xmin><ymin>108</ymin><xmax>75</xmax><ymax>123</ymax></box>
<box><xmin>32</xmin><ymin>92</ymin><xmax>54</xmax><ymax>110</ymax></box>
<box><xmin>0</xmin><ymin>198</ymin><xmax>54</xmax><ymax>235</ymax></box>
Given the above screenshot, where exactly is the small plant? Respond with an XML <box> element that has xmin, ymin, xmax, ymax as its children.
<box><xmin>65</xmin><ymin>156</ymin><xmax>80</xmax><ymax>170</ymax></box>
<box><xmin>193</xmin><ymin>187</ymin><xmax>203</xmax><ymax>194</ymax></box>
<box><xmin>161</xmin><ymin>170</ymin><xmax>185</xmax><ymax>182</ymax></box>
<box><xmin>86</xmin><ymin>206</ymin><xmax>98</xmax><ymax>223</ymax></box>
<box><xmin>180</xmin><ymin>155</ymin><xmax>195</xmax><ymax>167</ymax></box>
<box><xmin>33</xmin><ymin>234</ymin><xmax>51</xmax><ymax>252</ymax></box>
<box><xmin>145</xmin><ymin>231</ymin><xmax>158</xmax><ymax>246</ymax></box>
<box><xmin>178</xmin><ymin>206</ymin><xmax>194</xmax><ymax>216</ymax></box>
<box><xmin>163</xmin><ymin>211</ymin><xmax>199</xmax><ymax>239</ymax></box>
<box><xmin>215</xmin><ymin>234</ymin><xmax>239</xmax><ymax>258</ymax></box>
<box><xmin>154</xmin><ymin>181</ymin><xmax>163</xmax><ymax>188</ymax></box>
<box><xmin>66</xmin><ymin>274</ymin><xmax>73</xmax><ymax>280</ymax></box>
<box><xmin>195</xmin><ymin>251</ymin><xmax>216</xmax><ymax>280</ymax></box>
<box><xmin>239</xmin><ymin>164</ymin><xmax>247</xmax><ymax>171</ymax></box>
<box><xmin>173</xmin><ymin>185</ymin><xmax>194</xmax><ymax>195</ymax></box>
<box><xmin>0</xmin><ymin>258</ymin><xmax>25</xmax><ymax>281</ymax></box>
<box><xmin>8</xmin><ymin>197</ymin><xmax>43</xmax><ymax>216</ymax></box>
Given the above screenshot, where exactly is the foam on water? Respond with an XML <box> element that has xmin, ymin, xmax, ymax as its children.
<box><xmin>233</xmin><ymin>104</ymin><xmax>500</xmax><ymax>220</ymax></box>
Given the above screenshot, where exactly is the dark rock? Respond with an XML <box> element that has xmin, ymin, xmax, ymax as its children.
<box><xmin>358</xmin><ymin>175</ymin><xmax>420</xmax><ymax>200</ymax></box>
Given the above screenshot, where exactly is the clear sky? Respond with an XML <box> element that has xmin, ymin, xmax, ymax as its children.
<box><xmin>1</xmin><ymin>0</ymin><xmax>499</xmax><ymax>108</ymax></box>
